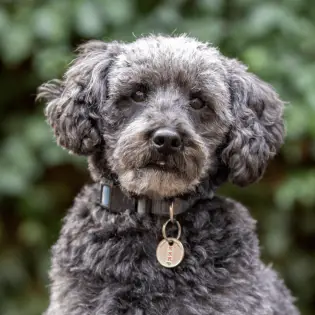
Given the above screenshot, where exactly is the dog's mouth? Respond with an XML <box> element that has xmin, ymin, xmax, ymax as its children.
<box><xmin>141</xmin><ymin>161</ymin><xmax>179</xmax><ymax>173</ymax></box>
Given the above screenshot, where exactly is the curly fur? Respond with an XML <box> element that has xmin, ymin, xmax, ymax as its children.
<box><xmin>37</xmin><ymin>35</ymin><xmax>298</xmax><ymax>315</ymax></box>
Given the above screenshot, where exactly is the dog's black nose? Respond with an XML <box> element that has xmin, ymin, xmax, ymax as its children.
<box><xmin>152</xmin><ymin>128</ymin><xmax>182</xmax><ymax>154</ymax></box>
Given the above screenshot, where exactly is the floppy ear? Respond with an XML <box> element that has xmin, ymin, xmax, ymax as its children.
<box><xmin>37</xmin><ymin>40</ymin><xmax>120</xmax><ymax>155</ymax></box>
<box><xmin>221</xmin><ymin>59</ymin><xmax>285</xmax><ymax>186</ymax></box>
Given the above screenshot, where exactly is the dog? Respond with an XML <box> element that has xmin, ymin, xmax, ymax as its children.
<box><xmin>37</xmin><ymin>35</ymin><xmax>299</xmax><ymax>315</ymax></box>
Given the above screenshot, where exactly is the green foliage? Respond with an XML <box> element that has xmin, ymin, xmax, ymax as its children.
<box><xmin>0</xmin><ymin>0</ymin><xmax>314</xmax><ymax>314</ymax></box>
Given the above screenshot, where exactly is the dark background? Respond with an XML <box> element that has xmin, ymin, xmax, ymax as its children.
<box><xmin>0</xmin><ymin>0</ymin><xmax>314</xmax><ymax>314</ymax></box>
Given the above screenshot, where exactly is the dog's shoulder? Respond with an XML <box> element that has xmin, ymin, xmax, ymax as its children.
<box><xmin>215</xmin><ymin>195</ymin><xmax>257</xmax><ymax>229</ymax></box>
<box><xmin>49</xmin><ymin>184</ymin><xmax>101</xmax><ymax>264</ymax></box>
<box><xmin>186</xmin><ymin>195</ymin><xmax>257</xmax><ymax>234</ymax></box>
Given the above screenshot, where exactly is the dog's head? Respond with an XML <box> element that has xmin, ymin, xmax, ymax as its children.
<box><xmin>37</xmin><ymin>35</ymin><xmax>284</xmax><ymax>199</ymax></box>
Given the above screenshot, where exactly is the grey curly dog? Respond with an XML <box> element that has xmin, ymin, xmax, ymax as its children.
<box><xmin>38</xmin><ymin>35</ymin><xmax>299</xmax><ymax>315</ymax></box>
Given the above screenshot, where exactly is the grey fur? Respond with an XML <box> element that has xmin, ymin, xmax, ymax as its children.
<box><xmin>37</xmin><ymin>35</ymin><xmax>298</xmax><ymax>314</ymax></box>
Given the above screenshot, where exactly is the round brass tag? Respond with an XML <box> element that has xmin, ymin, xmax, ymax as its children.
<box><xmin>156</xmin><ymin>238</ymin><xmax>184</xmax><ymax>268</ymax></box>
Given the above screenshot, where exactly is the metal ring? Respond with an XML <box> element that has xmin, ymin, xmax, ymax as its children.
<box><xmin>162</xmin><ymin>219</ymin><xmax>181</xmax><ymax>241</ymax></box>
<box><xmin>169</xmin><ymin>202</ymin><xmax>174</xmax><ymax>222</ymax></box>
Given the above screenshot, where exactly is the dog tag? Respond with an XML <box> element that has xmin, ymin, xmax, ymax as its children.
<box><xmin>156</xmin><ymin>238</ymin><xmax>184</xmax><ymax>268</ymax></box>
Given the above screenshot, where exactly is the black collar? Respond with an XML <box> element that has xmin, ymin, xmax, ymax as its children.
<box><xmin>99</xmin><ymin>179</ymin><xmax>216</xmax><ymax>216</ymax></box>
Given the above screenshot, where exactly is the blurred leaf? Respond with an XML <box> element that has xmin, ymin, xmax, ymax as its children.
<box><xmin>197</xmin><ymin>0</ymin><xmax>223</xmax><ymax>13</ymax></box>
<box><xmin>33</xmin><ymin>46</ymin><xmax>72</xmax><ymax>79</ymax></box>
<box><xmin>242</xmin><ymin>46</ymin><xmax>270</xmax><ymax>72</ymax></box>
<box><xmin>246</xmin><ymin>4</ymin><xmax>291</xmax><ymax>37</ymax></box>
<box><xmin>181</xmin><ymin>18</ymin><xmax>223</xmax><ymax>43</ymax></box>
<box><xmin>17</xmin><ymin>221</ymin><xmax>46</xmax><ymax>247</ymax></box>
<box><xmin>0</xmin><ymin>167</ymin><xmax>28</xmax><ymax>196</ymax></box>
<box><xmin>74</xmin><ymin>1</ymin><xmax>105</xmax><ymax>37</ymax></box>
<box><xmin>0</xmin><ymin>23</ymin><xmax>33</xmax><ymax>65</ymax></box>
<box><xmin>152</xmin><ymin>5</ymin><xmax>181</xmax><ymax>28</ymax></box>
<box><xmin>275</xmin><ymin>171</ymin><xmax>315</xmax><ymax>211</ymax></box>
<box><xmin>0</xmin><ymin>251</ymin><xmax>29</xmax><ymax>289</ymax></box>
<box><xmin>286</xmin><ymin>105</ymin><xmax>310</xmax><ymax>140</ymax></box>
<box><xmin>33</xmin><ymin>7</ymin><xmax>69</xmax><ymax>42</ymax></box>
<box><xmin>0</xmin><ymin>8</ymin><xmax>10</xmax><ymax>36</ymax></box>
<box><xmin>101</xmin><ymin>0</ymin><xmax>134</xmax><ymax>25</ymax></box>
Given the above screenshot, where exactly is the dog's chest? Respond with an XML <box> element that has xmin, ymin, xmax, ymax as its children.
<box><xmin>80</xmin><ymin>226</ymin><xmax>237</xmax><ymax>314</ymax></box>
<box><xmin>58</xmin><ymin>203</ymin><xmax>259</xmax><ymax>315</ymax></box>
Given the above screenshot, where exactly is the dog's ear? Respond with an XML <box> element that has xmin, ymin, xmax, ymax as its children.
<box><xmin>37</xmin><ymin>40</ymin><xmax>121</xmax><ymax>155</ymax></box>
<box><xmin>221</xmin><ymin>59</ymin><xmax>285</xmax><ymax>186</ymax></box>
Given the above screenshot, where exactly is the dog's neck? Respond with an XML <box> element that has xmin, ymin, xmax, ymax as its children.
<box><xmin>99</xmin><ymin>171</ymin><xmax>227</xmax><ymax>216</ymax></box>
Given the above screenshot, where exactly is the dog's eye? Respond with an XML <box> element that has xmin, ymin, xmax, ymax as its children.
<box><xmin>131</xmin><ymin>90</ymin><xmax>146</xmax><ymax>102</ymax></box>
<box><xmin>190</xmin><ymin>97</ymin><xmax>205</xmax><ymax>110</ymax></box>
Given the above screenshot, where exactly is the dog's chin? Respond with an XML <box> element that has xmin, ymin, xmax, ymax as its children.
<box><xmin>118</xmin><ymin>168</ymin><xmax>200</xmax><ymax>199</ymax></box>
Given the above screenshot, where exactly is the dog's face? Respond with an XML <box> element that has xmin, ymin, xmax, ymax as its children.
<box><xmin>102</xmin><ymin>37</ymin><xmax>232</xmax><ymax>198</ymax></box>
<box><xmin>38</xmin><ymin>36</ymin><xmax>284</xmax><ymax>199</ymax></box>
